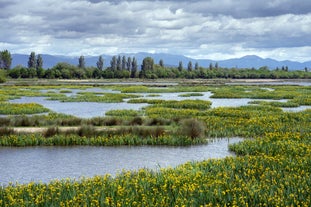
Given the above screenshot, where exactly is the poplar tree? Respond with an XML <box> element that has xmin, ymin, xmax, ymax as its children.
<box><xmin>97</xmin><ymin>56</ymin><xmax>104</xmax><ymax>70</ymax></box>
<box><xmin>159</xmin><ymin>59</ymin><xmax>164</xmax><ymax>67</ymax></box>
<box><xmin>28</xmin><ymin>52</ymin><xmax>36</xmax><ymax>69</ymax></box>
<box><xmin>36</xmin><ymin>54</ymin><xmax>43</xmax><ymax>69</ymax></box>
<box><xmin>195</xmin><ymin>62</ymin><xmax>199</xmax><ymax>70</ymax></box>
<box><xmin>131</xmin><ymin>57</ymin><xmax>137</xmax><ymax>78</ymax></box>
<box><xmin>127</xmin><ymin>57</ymin><xmax>132</xmax><ymax>71</ymax></box>
<box><xmin>178</xmin><ymin>61</ymin><xmax>183</xmax><ymax>72</ymax></box>
<box><xmin>187</xmin><ymin>61</ymin><xmax>192</xmax><ymax>71</ymax></box>
<box><xmin>78</xmin><ymin>55</ymin><xmax>85</xmax><ymax>69</ymax></box>
<box><xmin>122</xmin><ymin>56</ymin><xmax>127</xmax><ymax>70</ymax></box>
<box><xmin>117</xmin><ymin>55</ymin><xmax>121</xmax><ymax>71</ymax></box>
<box><xmin>110</xmin><ymin>56</ymin><xmax>117</xmax><ymax>71</ymax></box>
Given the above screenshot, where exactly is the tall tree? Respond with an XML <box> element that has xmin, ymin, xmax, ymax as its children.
<box><xmin>97</xmin><ymin>56</ymin><xmax>104</xmax><ymax>70</ymax></box>
<box><xmin>209</xmin><ymin>63</ymin><xmax>213</xmax><ymax>70</ymax></box>
<box><xmin>131</xmin><ymin>57</ymin><xmax>137</xmax><ymax>78</ymax></box>
<box><xmin>36</xmin><ymin>54</ymin><xmax>44</xmax><ymax>78</ymax></box>
<box><xmin>0</xmin><ymin>50</ymin><xmax>12</xmax><ymax>70</ymax></box>
<box><xmin>122</xmin><ymin>56</ymin><xmax>127</xmax><ymax>70</ymax></box>
<box><xmin>117</xmin><ymin>55</ymin><xmax>122</xmax><ymax>71</ymax></box>
<box><xmin>214</xmin><ymin>62</ymin><xmax>219</xmax><ymax>69</ymax></box>
<box><xmin>110</xmin><ymin>56</ymin><xmax>117</xmax><ymax>71</ymax></box>
<box><xmin>78</xmin><ymin>55</ymin><xmax>85</xmax><ymax>69</ymax></box>
<box><xmin>178</xmin><ymin>61</ymin><xmax>183</xmax><ymax>72</ymax></box>
<box><xmin>159</xmin><ymin>59</ymin><xmax>164</xmax><ymax>67</ymax></box>
<box><xmin>28</xmin><ymin>52</ymin><xmax>36</xmax><ymax>69</ymax></box>
<box><xmin>36</xmin><ymin>54</ymin><xmax>43</xmax><ymax>69</ymax></box>
<box><xmin>127</xmin><ymin>57</ymin><xmax>132</xmax><ymax>71</ymax></box>
<box><xmin>195</xmin><ymin>62</ymin><xmax>199</xmax><ymax>70</ymax></box>
<box><xmin>187</xmin><ymin>61</ymin><xmax>192</xmax><ymax>72</ymax></box>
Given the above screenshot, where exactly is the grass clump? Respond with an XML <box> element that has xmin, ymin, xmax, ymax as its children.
<box><xmin>179</xmin><ymin>118</ymin><xmax>206</xmax><ymax>139</ymax></box>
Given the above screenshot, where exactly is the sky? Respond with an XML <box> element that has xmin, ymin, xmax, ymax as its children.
<box><xmin>1</xmin><ymin>0</ymin><xmax>311</xmax><ymax>62</ymax></box>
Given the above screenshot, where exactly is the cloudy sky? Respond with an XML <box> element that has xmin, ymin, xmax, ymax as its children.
<box><xmin>1</xmin><ymin>0</ymin><xmax>311</xmax><ymax>61</ymax></box>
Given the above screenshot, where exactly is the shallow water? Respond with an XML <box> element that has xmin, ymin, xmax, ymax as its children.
<box><xmin>0</xmin><ymin>137</ymin><xmax>243</xmax><ymax>185</ymax></box>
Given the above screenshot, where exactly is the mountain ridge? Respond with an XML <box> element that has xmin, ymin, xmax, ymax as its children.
<box><xmin>11</xmin><ymin>53</ymin><xmax>311</xmax><ymax>71</ymax></box>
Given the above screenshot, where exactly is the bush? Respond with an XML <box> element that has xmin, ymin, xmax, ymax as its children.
<box><xmin>0</xmin><ymin>127</ymin><xmax>13</xmax><ymax>136</ymax></box>
<box><xmin>179</xmin><ymin>118</ymin><xmax>206</xmax><ymax>139</ymax></box>
<box><xmin>0</xmin><ymin>117</ymin><xmax>10</xmax><ymax>126</ymax></box>
<box><xmin>0</xmin><ymin>70</ymin><xmax>6</xmax><ymax>83</ymax></box>
<box><xmin>44</xmin><ymin>127</ymin><xmax>59</xmax><ymax>137</ymax></box>
<box><xmin>130</xmin><ymin>116</ymin><xmax>143</xmax><ymax>125</ymax></box>
<box><xmin>77</xmin><ymin>125</ymin><xmax>97</xmax><ymax>137</ymax></box>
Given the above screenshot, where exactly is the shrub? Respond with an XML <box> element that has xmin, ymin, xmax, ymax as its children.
<box><xmin>0</xmin><ymin>70</ymin><xmax>6</xmax><ymax>83</ymax></box>
<box><xmin>77</xmin><ymin>125</ymin><xmax>97</xmax><ymax>137</ymax></box>
<box><xmin>44</xmin><ymin>127</ymin><xmax>59</xmax><ymax>137</ymax></box>
<box><xmin>0</xmin><ymin>127</ymin><xmax>13</xmax><ymax>136</ymax></box>
<box><xmin>0</xmin><ymin>117</ymin><xmax>10</xmax><ymax>126</ymax></box>
<box><xmin>179</xmin><ymin>118</ymin><xmax>206</xmax><ymax>139</ymax></box>
<box><xmin>130</xmin><ymin>116</ymin><xmax>143</xmax><ymax>125</ymax></box>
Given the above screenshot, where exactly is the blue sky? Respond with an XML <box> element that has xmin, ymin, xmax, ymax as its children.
<box><xmin>1</xmin><ymin>0</ymin><xmax>311</xmax><ymax>61</ymax></box>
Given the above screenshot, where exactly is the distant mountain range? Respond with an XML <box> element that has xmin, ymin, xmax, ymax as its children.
<box><xmin>11</xmin><ymin>53</ymin><xmax>311</xmax><ymax>71</ymax></box>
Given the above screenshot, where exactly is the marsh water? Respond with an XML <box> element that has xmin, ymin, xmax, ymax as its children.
<box><xmin>0</xmin><ymin>137</ymin><xmax>242</xmax><ymax>185</ymax></box>
<box><xmin>3</xmin><ymin>82</ymin><xmax>310</xmax><ymax>185</ymax></box>
<box><xmin>9</xmin><ymin>89</ymin><xmax>310</xmax><ymax>118</ymax></box>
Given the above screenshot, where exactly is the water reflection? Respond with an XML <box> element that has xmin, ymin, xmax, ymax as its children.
<box><xmin>0</xmin><ymin>137</ymin><xmax>242</xmax><ymax>185</ymax></box>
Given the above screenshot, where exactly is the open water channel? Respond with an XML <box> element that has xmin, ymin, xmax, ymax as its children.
<box><xmin>0</xmin><ymin>138</ymin><xmax>243</xmax><ymax>185</ymax></box>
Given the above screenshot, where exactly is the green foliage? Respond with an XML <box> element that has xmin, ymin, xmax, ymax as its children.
<box><xmin>179</xmin><ymin>118</ymin><xmax>206</xmax><ymax>139</ymax></box>
<box><xmin>0</xmin><ymin>102</ymin><xmax>50</xmax><ymax>115</ymax></box>
<box><xmin>0</xmin><ymin>49</ymin><xmax>12</xmax><ymax>70</ymax></box>
<box><xmin>0</xmin><ymin>69</ymin><xmax>6</xmax><ymax>83</ymax></box>
<box><xmin>178</xmin><ymin>93</ymin><xmax>204</xmax><ymax>97</ymax></box>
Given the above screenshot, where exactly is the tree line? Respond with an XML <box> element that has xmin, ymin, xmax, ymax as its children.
<box><xmin>0</xmin><ymin>50</ymin><xmax>310</xmax><ymax>80</ymax></box>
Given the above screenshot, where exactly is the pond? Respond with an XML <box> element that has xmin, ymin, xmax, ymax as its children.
<box><xmin>11</xmin><ymin>89</ymin><xmax>301</xmax><ymax>118</ymax></box>
<box><xmin>0</xmin><ymin>137</ymin><xmax>243</xmax><ymax>185</ymax></box>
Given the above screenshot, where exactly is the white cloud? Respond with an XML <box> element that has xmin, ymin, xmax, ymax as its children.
<box><xmin>1</xmin><ymin>0</ymin><xmax>311</xmax><ymax>61</ymax></box>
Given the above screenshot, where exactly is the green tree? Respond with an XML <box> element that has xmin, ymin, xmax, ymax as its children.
<box><xmin>0</xmin><ymin>50</ymin><xmax>12</xmax><ymax>70</ymax></box>
<box><xmin>36</xmin><ymin>54</ymin><xmax>43</xmax><ymax>69</ymax></box>
<box><xmin>122</xmin><ymin>56</ymin><xmax>127</xmax><ymax>70</ymax></box>
<box><xmin>78</xmin><ymin>55</ymin><xmax>85</xmax><ymax>69</ymax></box>
<box><xmin>209</xmin><ymin>63</ymin><xmax>213</xmax><ymax>70</ymax></box>
<box><xmin>28</xmin><ymin>52</ymin><xmax>36</xmax><ymax>69</ymax></box>
<box><xmin>195</xmin><ymin>62</ymin><xmax>199</xmax><ymax>70</ymax></box>
<box><xmin>127</xmin><ymin>57</ymin><xmax>132</xmax><ymax>71</ymax></box>
<box><xmin>117</xmin><ymin>55</ymin><xmax>122</xmax><ymax>71</ymax></box>
<box><xmin>187</xmin><ymin>61</ymin><xmax>192</xmax><ymax>72</ymax></box>
<box><xmin>215</xmin><ymin>62</ymin><xmax>219</xmax><ymax>69</ymax></box>
<box><xmin>131</xmin><ymin>57</ymin><xmax>138</xmax><ymax>78</ymax></box>
<box><xmin>178</xmin><ymin>61</ymin><xmax>183</xmax><ymax>72</ymax></box>
<box><xmin>159</xmin><ymin>59</ymin><xmax>164</xmax><ymax>67</ymax></box>
<box><xmin>36</xmin><ymin>54</ymin><xmax>44</xmax><ymax>78</ymax></box>
<box><xmin>142</xmin><ymin>57</ymin><xmax>154</xmax><ymax>71</ymax></box>
<box><xmin>97</xmin><ymin>56</ymin><xmax>104</xmax><ymax>70</ymax></box>
<box><xmin>0</xmin><ymin>69</ymin><xmax>6</xmax><ymax>83</ymax></box>
<box><xmin>110</xmin><ymin>56</ymin><xmax>117</xmax><ymax>71</ymax></box>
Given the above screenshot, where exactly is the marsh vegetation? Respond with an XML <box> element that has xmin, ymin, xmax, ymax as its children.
<box><xmin>0</xmin><ymin>80</ymin><xmax>310</xmax><ymax>206</ymax></box>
